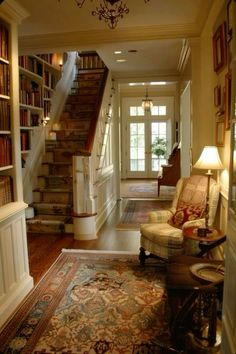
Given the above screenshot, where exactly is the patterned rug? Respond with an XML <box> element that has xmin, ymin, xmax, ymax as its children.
<box><xmin>120</xmin><ymin>181</ymin><xmax>175</xmax><ymax>200</ymax></box>
<box><xmin>116</xmin><ymin>199</ymin><xmax>172</xmax><ymax>230</ymax></box>
<box><xmin>0</xmin><ymin>251</ymin><xmax>170</xmax><ymax>354</ymax></box>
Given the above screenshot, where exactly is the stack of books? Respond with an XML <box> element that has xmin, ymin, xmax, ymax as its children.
<box><xmin>0</xmin><ymin>175</ymin><xmax>13</xmax><ymax>206</ymax></box>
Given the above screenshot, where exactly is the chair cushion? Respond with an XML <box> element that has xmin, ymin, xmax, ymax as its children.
<box><xmin>168</xmin><ymin>175</ymin><xmax>207</xmax><ymax>228</ymax></box>
<box><xmin>140</xmin><ymin>223</ymin><xmax>183</xmax><ymax>248</ymax></box>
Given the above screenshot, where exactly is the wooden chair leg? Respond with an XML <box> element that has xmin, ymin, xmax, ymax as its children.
<box><xmin>139</xmin><ymin>247</ymin><xmax>146</xmax><ymax>265</ymax></box>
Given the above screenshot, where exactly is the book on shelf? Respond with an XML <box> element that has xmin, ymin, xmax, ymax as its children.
<box><xmin>0</xmin><ymin>175</ymin><xmax>13</xmax><ymax>207</ymax></box>
<box><xmin>0</xmin><ymin>62</ymin><xmax>10</xmax><ymax>95</ymax></box>
<box><xmin>19</xmin><ymin>55</ymin><xmax>43</xmax><ymax>76</ymax></box>
<box><xmin>0</xmin><ymin>23</ymin><xmax>9</xmax><ymax>61</ymax></box>
<box><xmin>19</xmin><ymin>75</ymin><xmax>43</xmax><ymax>107</ymax></box>
<box><xmin>0</xmin><ymin>135</ymin><xmax>12</xmax><ymax>167</ymax></box>
<box><xmin>0</xmin><ymin>99</ymin><xmax>10</xmax><ymax>130</ymax></box>
<box><xmin>20</xmin><ymin>131</ymin><xmax>29</xmax><ymax>151</ymax></box>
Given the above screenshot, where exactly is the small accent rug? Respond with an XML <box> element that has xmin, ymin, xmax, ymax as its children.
<box><xmin>0</xmin><ymin>251</ymin><xmax>170</xmax><ymax>354</ymax></box>
<box><xmin>120</xmin><ymin>181</ymin><xmax>175</xmax><ymax>200</ymax></box>
<box><xmin>116</xmin><ymin>199</ymin><xmax>172</xmax><ymax>230</ymax></box>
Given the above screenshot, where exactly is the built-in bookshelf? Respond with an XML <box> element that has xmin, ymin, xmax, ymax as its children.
<box><xmin>0</xmin><ymin>19</ymin><xmax>13</xmax><ymax>205</ymax></box>
<box><xmin>0</xmin><ymin>3</ymin><xmax>33</xmax><ymax>329</ymax></box>
<box><xmin>18</xmin><ymin>53</ymin><xmax>62</xmax><ymax>154</ymax></box>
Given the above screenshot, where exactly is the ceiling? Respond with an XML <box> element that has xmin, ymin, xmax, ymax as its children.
<box><xmin>13</xmin><ymin>0</ymin><xmax>214</xmax><ymax>82</ymax></box>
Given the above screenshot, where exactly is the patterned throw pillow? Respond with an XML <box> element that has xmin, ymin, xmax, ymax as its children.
<box><xmin>168</xmin><ymin>202</ymin><xmax>205</xmax><ymax>228</ymax></box>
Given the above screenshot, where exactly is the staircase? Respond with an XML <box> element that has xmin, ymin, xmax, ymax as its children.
<box><xmin>27</xmin><ymin>52</ymin><xmax>108</xmax><ymax>234</ymax></box>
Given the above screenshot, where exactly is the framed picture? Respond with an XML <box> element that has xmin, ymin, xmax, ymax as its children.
<box><xmin>216</xmin><ymin>121</ymin><xmax>225</xmax><ymax>146</ymax></box>
<box><xmin>214</xmin><ymin>85</ymin><xmax>221</xmax><ymax>107</ymax></box>
<box><xmin>225</xmin><ymin>72</ymin><xmax>232</xmax><ymax>130</ymax></box>
<box><xmin>213</xmin><ymin>22</ymin><xmax>227</xmax><ymax>74</ymax></box>
<box><xmin>227</xmin><ymin>0</ymin><xmax>233</xmax><ymax>41</ymax></box>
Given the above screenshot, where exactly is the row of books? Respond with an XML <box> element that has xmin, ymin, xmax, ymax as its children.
<box><xmin>0</xmin><ymin>135</ymin><xmax>11</xmax><ymax>167</ymax></box>
<box><xmin>37</xmin><ymin>53</ymin><xmax>54</xmax><ymax>64</ymax></box>
<box><xmin>44</xmin><ymin>100</ymin><xmax>51</xmax><ymax>117</ymax></box>
<box><xmin>0</xmin><ymin>176</ymin><xmax>13</xmax><ymax>207</ymax></box>
<box><xmin>20</xmin><ymin>112</ymin><xmax>39</xmax><ymax>127</ymax></box>
<box><xmin>0</xmin><ymin>62</ymin><xmax>10</xmax><ymax>96</ymax></box>
<box><xmin>44</xmin><ymin>70</ymin><xmax>58</xmax><ymax>90</ymax></box>
<box><xmin>20</xmin><ymin>131</ymin><xmax>29</xmax><ymax>151</ymax></box>
<box><xmin>0</xmin><ymin>23</ymin><xmax>9</xmax><ymax>61</ymax></box>
<box><xmin>19</xmin><ymin>55</ymin><xmax>43</xmax><ymax>77</ymax></box>
<box><xmin>0</xmin><ymin>99</ymin><xmax>10</xmax><ymax>130</ymax></box>
<box><xmin>78</xmin><ymin>55</ymin><xmax>105</xmax><ymax>69</ymax></box>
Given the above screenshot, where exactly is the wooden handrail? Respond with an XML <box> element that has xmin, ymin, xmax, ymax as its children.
<box><xmin>85</xmin><ymin>66</ymin><xmax>109</xmax><ymax>153</ymax></box>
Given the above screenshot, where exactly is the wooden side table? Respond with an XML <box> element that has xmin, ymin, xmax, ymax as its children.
<box><xmin>183</xmin><ymin>226</ymin><xmax>226</xmax><ymax>257</ymax></box>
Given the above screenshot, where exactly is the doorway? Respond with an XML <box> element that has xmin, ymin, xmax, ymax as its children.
<box><xmin>121</xmin><ymin>97</ymin><xmax>174</xmax><ymax>179</ymax></box>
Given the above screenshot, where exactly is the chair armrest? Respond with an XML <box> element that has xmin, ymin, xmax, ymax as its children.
<box><xmin>148</xmin><ymin>207</ymin><xmax>175</xmax><ymax>223</ymax></box>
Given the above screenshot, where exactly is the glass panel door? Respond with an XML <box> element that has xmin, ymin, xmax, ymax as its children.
<box><xmin>127</xmin><ymin>120</ymin><xmax>167</xmax><ymax>178</ymax></box>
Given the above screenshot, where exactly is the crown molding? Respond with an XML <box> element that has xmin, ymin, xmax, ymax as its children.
<box><xmin>19</xmin><ymin>22</ymin><xmax>200</xmax><ymax>54</ymax></box>
<box><xmin>0</xmin><ymin>0</ymin><xmax>29</xmax><ymax>24</ymax></box>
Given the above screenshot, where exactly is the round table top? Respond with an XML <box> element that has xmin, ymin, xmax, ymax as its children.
<box><xmin>183</xmin><ymin>226</ymin><xmax>225</xmax><ymax>242</ymax></box>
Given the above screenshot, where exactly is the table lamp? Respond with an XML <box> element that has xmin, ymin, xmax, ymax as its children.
<box><xmin>194</xmin><ymin>146</ymin><xmax>223</xmax><ymax>235</ymax></box>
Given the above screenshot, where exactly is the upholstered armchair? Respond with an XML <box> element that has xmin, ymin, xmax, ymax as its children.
<box><xmin>139</xmin><ymin>175</ymin><xmax>220</xmax><ymax>264</ymax></box>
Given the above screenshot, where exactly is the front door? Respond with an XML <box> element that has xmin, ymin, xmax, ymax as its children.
<box><xmin>122</xmin><ymin>97</ymin><xmax>174</xmax><ymax>179</ymax></box>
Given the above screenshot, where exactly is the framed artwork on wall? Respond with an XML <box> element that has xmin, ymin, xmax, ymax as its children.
<box><xmin>227</xmin><ymin>0</ymin><xmax>233</xmax><ymax>41</ymax></box>
<box><xmin>225</xmin><ymin>72</ymin><xmax>232</xmax><ymax>130</ymax></box>
<box><xmin>216</xmin><ymin>121</ymin><xmax>225</xmax><ymax>146</ymax></box>
<box><xmin>213</xmin><ymin>22</ymin><xmax>227</xmax><ymax>74</ymax></box>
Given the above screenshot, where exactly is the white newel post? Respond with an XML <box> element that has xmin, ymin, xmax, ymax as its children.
<box><xmin>73</xmin><ymin>155</ymin><xmax>97</xmax><ymax>240</ymax></box>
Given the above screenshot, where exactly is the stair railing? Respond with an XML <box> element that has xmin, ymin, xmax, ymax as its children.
<box><xmin>72</xmin><ymin>71</ymin><xmax>114</xmax><ymax>240</ymax></box>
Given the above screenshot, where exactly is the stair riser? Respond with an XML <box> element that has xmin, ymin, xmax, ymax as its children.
<box><xmin>46</xmin><ymin>140</ymin><xmax>86</xmax><ymax>150</ymax></box>
<box><xmin>59</xmin><ymin>120</ymin><xmax>91</xmax><ymax>130</ymax></box>
<box><xmin>33</xmin><ymin>191</ymin><xmax>73</xmax><ymax>204</ymax></box>
<box><xmin>27</xmin><ymin>222</ymin><xmax>66</xmax><ymax>234</ymax></box>
<box><xmin>71</xmin><ymin>87</ymin><xmax>99</xmax><ymax>95</ymax></box>
<box><xmin>55</xmin><ymin>130</ymin><xmax>88</xmax><ymax>140</ymax></box>
<box><xmin>41</xmin><ymin>164</ymin><xmax>72</xmax><ymax>176</ymax></box>
<box><xmin>67</xmin><ymin>96</ymin><xmax>97</xmax><ymax>104</ymax></box>
<box><xmin>33</xmin><ymin>204</ymin><xmax>72</xmax><ymax>216</ymax></box>
<box><xmin>65</xmin><ymin>104</ymin><xmax>95</xmax><ymax>112</ymax></box>
<box><xmin>38</xmin><ymin>176</ymin><xmax>72</xmax><ymax>189</ymax></box>
<box><xmin>43</xmin><ymin>151</ymin><xmax>74</xmax><ymax>163</ymax></box>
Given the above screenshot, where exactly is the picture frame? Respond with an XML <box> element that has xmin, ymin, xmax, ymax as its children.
<box><xmin>225</xmin><ymin>72</ymin><xmax>232</xmax><ymax>130</ymax></box>
<box><xmin>214</xmin><ymin>85</ymin><xmax>221</xmax><ymax>107</ymax></box>
<box><xmin>216</xmin><ymin>121</ymin><xmax>225</xmax><ymax>146</ymax></box>
<box><xmin>227</xmin><ymin>0</ymin><xmax>233</xmax><ymax>41</ymax></box>
<box><xmin>213</xmin><ymin>22</ymin><xmax>227</xmax><ymax>74</ymax></box>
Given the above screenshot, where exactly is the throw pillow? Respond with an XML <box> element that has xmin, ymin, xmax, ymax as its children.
<box><xmin>168</xmin><ymin>202</ymin><xmax>205</xmax><ymax>228</ymax></box>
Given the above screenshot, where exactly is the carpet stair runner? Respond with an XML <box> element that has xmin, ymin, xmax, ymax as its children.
<box><xmin>27</xmin><ymin>52</ymin><xmax>107</xmax><ymax>234</ymax></box>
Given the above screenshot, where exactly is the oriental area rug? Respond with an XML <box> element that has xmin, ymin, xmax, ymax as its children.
<box><xmin>0</xmin><ymin>250</ymin><xmax>170</xmax><ymax>354</ymax></box>
<box><xmin>116</xmin><ymin>199</ymin><xmax>172</xmax><ymax>230</ymax></box>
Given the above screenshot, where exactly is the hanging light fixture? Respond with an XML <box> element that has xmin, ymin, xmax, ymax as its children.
<box><xmin>58</xmin><ymin>0</ymin><xmax>150</xmax><ymax>29</ymax></box>
<box><xmin>142</xmin><ymin>87</ymin><xmax>153</xmax><ymax>113</ymax></box>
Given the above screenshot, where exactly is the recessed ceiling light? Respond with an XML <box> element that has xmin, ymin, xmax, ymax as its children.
<box><xmin>114</xmin><ymin>51</ymin><xmax>122</xmax><ymax>54</ymax></box>
<box><xmin>116</xmin><ymin>59</ymin><xmax>126</xmax><ymax>63</ymax></box>
<box><xmin>128</xmin><ymin>49</ymin><xmax>138</xmax><ymax>53</ymax></box>
<box><xmin>150</xmin><ymin>81</ymin><xmax>167</xmax><ymax>85</ymax></box>
<box><xmin>129</xmin><ymin>82</ymin><xmax>145</xmax><ymax>86</ymax></box>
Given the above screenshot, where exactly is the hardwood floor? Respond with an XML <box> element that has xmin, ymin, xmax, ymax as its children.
<box><xmin>27</xmin><ymin>199</ymin><xmax>140</xmax><ymax>284</ymax></box>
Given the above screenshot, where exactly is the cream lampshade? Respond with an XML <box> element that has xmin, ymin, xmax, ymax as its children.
<box><xmin>194</xmin><ymin>146</ymin><xmax>223</xmax><ymax>234</ymax></box>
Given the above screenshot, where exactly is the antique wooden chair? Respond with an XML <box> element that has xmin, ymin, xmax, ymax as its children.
<box><xmin>157</xmin><ymin>146</ymin><xmax>180</xmax><ymax>196</ymax></box>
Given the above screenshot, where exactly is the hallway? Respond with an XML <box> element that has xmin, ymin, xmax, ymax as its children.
<box><xmin>27</xmin><ymin>199</ymin><xmax>140</xmax><ymax>285</ymax></box>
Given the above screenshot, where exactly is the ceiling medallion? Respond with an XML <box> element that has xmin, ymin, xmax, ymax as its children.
<box><xmin>59</xmin><ymin>0</ymin><xmax>150</xmax><ymax>29</ymax></box>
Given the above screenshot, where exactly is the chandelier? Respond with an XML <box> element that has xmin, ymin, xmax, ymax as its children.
<box><xmin>142</xmin><ymin>87</ymin><xmax>153</xmax><ymax>113</ymax></box>
<box><xmin>58</xmin><ymin>0</ymin><xmax>150</xmax><ymax>29</ymax></box>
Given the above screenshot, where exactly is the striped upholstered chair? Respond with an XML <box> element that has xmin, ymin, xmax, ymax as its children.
<box><xmin>139</xmin><ymin>175</ymin><xmax>220</xmax><ymax>264</ymax></box>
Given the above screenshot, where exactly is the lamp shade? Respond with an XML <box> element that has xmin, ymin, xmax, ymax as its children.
<box><xmin>194</xmin><ymin>146</ymin><xmax>223</xmax><ymax>171</ymax></box>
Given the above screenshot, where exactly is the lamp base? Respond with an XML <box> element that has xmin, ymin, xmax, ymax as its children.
<box><xmin>197</xmin><ymin>227</ymin><xmax>214</xmax><ymax>237</ymax></box>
